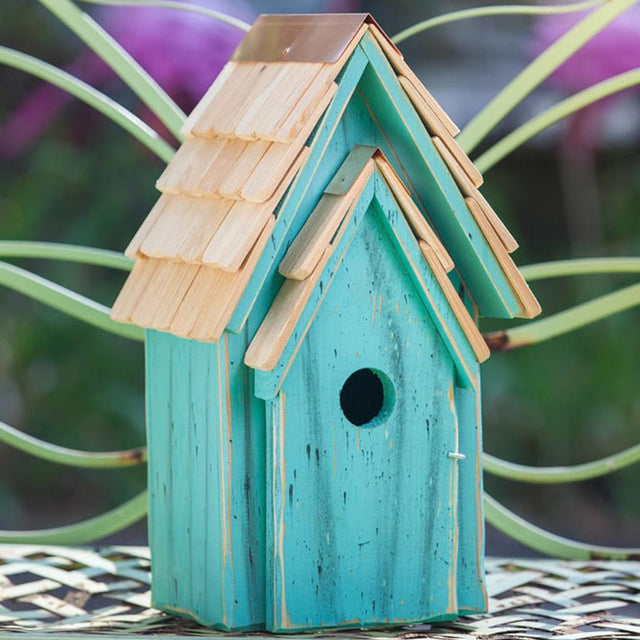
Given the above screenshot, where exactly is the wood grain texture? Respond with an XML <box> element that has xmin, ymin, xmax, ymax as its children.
<box><xmin>265</xmin><ymin>204</ymin><xmax>461</xmax><ymax>630</ymax></box>
<box><xmin>375</xmin><ymin>154</ymin><xmax>454</xmax><ymax>273</ymax></box>
<box><xmin>240</xmin><ymin>82</ymin><xmax>338</xmax><ymax>203</ymax></box>
<box><xmin>368</xmin><ymin>24</ymin><xmax>459</xmax><ymax>137</ymax></box>
<box><xmin>454</xmin><ymin>384</ymin><xmax>489</xmax><ymax>614</ymax></box>
<box><xmin>203</xmin><ymin>148</ymin><xmax>309</xmax><ymax>272</ymax></box>
<box><xmin>156</xmin><ymin>137</ymin><xmax>228</xmax><ymax>196</ymax></box>
<box><xmin>146</xmin><ymin>331</ymin><xmax>266</xmax><ymax>629</ymax></box>
<box><xmin>357</xmin><ymin>34</ymin><xmax>520</xmax><ymax>318</ymax></box>
<box><xmin>399</xmin><ymin>76</ymin><xmax>482</xmax><ymax>188</ymax></box>
<box><xmin>465</xmin><ymin>197</ymin><xmax>541</xmax><ymax>319</ymax></box>
<box><xmin>110</xmin><ymin>258</ymin><xmax>160</xmax><ymax>323</ymax></box>
<box><xmin>125</xmin><ymin>195</ymin><xmax>170</xmax><ymax>258</ymax></box>
<box><xmin>253</xmin><ymin>175</ymin><xmax>479</xmax><ymax>399</ymax></box>
<box><xmin>233</xmin><ymin>63</ymin><xmax>324</xmax><ymax>141</ymax></box>
<box><xmin>431</xmin><ymin>136</ymin><xmax>519</xmax><ymax>254</ymax></box>
<box><xmin>228</xmin><ymin>47</ymin><xmax>371</xmax><ymax>333</ymax></box>
<box><xmin>137</xmin><ymin>28</ymin><xmax>495</xmax><ymax>632</ymax></box>
<box><xmin>130</xmin><ymin>261</ymin><xmax>200</xmax><ymax>329</ymax></box>
<box><xmin>171</xmin><ymin>216</ymin><xmax>276</xmax><ymax>341</ymax></box>
<box><xmin>189</xmin><ymin>62</ymin><xmax>275</xmax><ymax>138</ymax></box>
<box><xmin>323</xmin><ymin>145</ymin><xmax>377</xmax><ymax>195</ymax></box>
<box><xmin>180</xmin><ymin>61</ymin><xmax>237</xmax><ymax>137</ymax></box>
<box><xmin>420</xmin><ymin>243</ymin><xmax>490</xmax><ymax>363</ymax></box>
<box><xmin>278</xmin><ymin>152</ymin><xmax>374</xmax><ymax>280</ymax></box>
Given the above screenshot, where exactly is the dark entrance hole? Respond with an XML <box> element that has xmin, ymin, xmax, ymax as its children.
<box><xmin>339</xmin><ymin>368</ymin><xmax>387</xmax><ymax>427</ymax></box>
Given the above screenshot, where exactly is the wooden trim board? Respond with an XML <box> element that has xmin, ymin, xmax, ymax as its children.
<box><xmin>399</xmin><ymin>75</ymin><xmax>482</xmax><ymax>188</ymax></box>
<box><xmin>420</xmin><ymin>243</ymin><xmax>490</xmax><ymax>363</ymax></box>
<box><xmin>375</xmin><ymin>154</ymin><xmax>454</xmax><ymax>273</ymax></box>
<box><xmin>431</xmin><ymin>136</ymin><xmax>519</xmax><ymax>254</ymax></box>
<box><xmin>465</xmin><ymin>197</ymin><xmax>541</xmax><ymax>319</ymax></box>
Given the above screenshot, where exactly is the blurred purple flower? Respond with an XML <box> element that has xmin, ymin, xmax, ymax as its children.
<box><xmin>1</xmin><ymin>0</ymin><xmax>252</xmax><ymax>157</ymax></box>
<box><xmin>529</xmin><ymin>6</ymin><xmax>640</xmax><ymax>254</ymax></box>
<box><xmin>530</xmin><ymin>6</ymin><xmax>640</xmax><ymax>93</ymax></box>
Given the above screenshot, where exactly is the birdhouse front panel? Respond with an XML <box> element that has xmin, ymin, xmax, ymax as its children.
<box><xmin>111</xmin><ymin>12</ymin><xmax>540</xmax><ymax>634</ymax></box>
<box><xmin>263</xmin><ymin>193</ymin><xmax>469</xmax><ymax>630</ymax></box>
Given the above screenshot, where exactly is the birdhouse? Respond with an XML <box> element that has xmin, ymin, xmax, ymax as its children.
<box><xmin>111</xmin><ymin>13</ymin><xmax>540</xmax><ymax>632</ymax></box>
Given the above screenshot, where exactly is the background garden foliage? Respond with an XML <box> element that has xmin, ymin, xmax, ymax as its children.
<box><xmin>1</xmin><ymin>0</ymin><xmax>639</xmax><ymax>550</ymax></box>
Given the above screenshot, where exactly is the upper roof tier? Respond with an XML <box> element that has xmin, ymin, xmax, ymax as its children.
<box><xmin>111</xmin><ymin>13</ymin><xmax>540</xmax><ymax>351</ymax></box>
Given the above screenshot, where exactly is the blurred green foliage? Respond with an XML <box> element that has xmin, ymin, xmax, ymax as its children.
<box><xmin>1</xmin><ymin>1</ymin><xmax>639</xmax><ymax>547</ymax></box>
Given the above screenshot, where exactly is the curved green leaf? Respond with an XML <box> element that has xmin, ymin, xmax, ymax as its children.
<box><xmin>484</xmin><ymin>444</ymin><xmax>640</xmax><ymax>483</ymax></box>
<box><xmin>458</xmin><ymin>0</ymin><xmax>640</xmax><ymax>154</ymax></box>
<box><xmin>520</xmin><ymin>257</ymin><xmax>640</xmax><ymax>281</ymax></box>
<box><xmin>77</xmin><ymin>0</ymin><xmax>250</xmax><ymax>31</ymax></box>
<box><xmin>0</xmin><ymin>491</ymin><xmax>148</xmax><ymax>544</ymax></box>
<box><xmin>476</xmin><ymin>68</ymin><xmax>640</xmax><ymax>173</ymax></box>
<box><xmin>485</xmin><ymin>282</ymin><xmax>640</xmax><ymax>350</ymax></box>
<box><xmin>392</xmin><ymin>0</ymin><xmax>603</xmax><ymax>44</ymax></box>
<box><xmin>485</xmin><ymin>493</ymin><xmax>640</xmax><ymax>559</ymax></box>
<box><xmin>0</xmin><ymin>260</ymin><xmax>143</xmax><ymax>342</ymax></box>
<box><xmin>0</xmin><ymin>46</ymin><xmax>174</xmax><ymax>163</ymax></box>
<box><xmin>0</xmin><ymin>241</ymin><xmax>133</xmax><ymax>271</ymax></box>
<box><xmin>37</xmin><ymin>0</ymin><xmax>186</xmax><ymax>139</ymax></box>
<box><xmin>0</xmin><ymin>420</ymin><xmax>146</xmax><ymax>468</ymax></box>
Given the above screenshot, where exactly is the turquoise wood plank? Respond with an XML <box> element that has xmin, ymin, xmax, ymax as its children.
<box><xmin>357</xmin><ymin>33</ymin><xmax>520</xmax><ymax>319</ymax></box>
<box><xmin>228</xmin><ymin>45</ymin><xmax>370</xmax><ymax>335</ymax></box>
<box><xmin>146</xmin><ymin>332</ymin><xmax>225</xmax><ymax>626</ymax></box>
<box><xmin>146</xmin><ymin>331</ymin><xmax>265</xmax><ymax>630</ymax></box>
<box><xmin>455</xmin><ymin>383</ymin><xmax>489</xmax><ymax>614</ymax></box>
<box><xmin>266</xmin><ymin>204</ymin><xmax>461</xmax><ymax>631</ymax></box>
<box><xmin>254</xmin><ymin>171</ymin><xmax>478</xmax><ymax>399</ymax></box>
<box><xmin>145</xmin><ymin>330</ymin><xmax>173</xmax><ymax>609</ymax></box>
<box><xmin>371</xmin><ymin>173</ymin><xmax>479</xmax><ymax>387</ymax></box>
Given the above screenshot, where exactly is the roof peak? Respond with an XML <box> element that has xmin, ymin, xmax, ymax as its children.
<box><xmin>231</xmin><ymin>13</ymin><xmax>399</xmax><ymax>63</ymax></box>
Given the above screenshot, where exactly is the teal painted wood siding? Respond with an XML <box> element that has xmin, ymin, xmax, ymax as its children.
<box><xmin>142</xmin><ymin>32</ymin><xmax>491</xmax><ymax>633</ymax></box>
<box><xmin>265</xmin><ymin>201</ymin><xmax>468</xmax><ymax>631</ymax></box>
<box><xmin>146</xmin><ymin>330</ymin><xmax>266</xmax><ymax>630</ymax></box>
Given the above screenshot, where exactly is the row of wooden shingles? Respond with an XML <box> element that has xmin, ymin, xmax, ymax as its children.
<box><xmin>245</xmin><ymin>146</ymin><xmax>490</xmax><ymax>371</ymax></box>
<box><xmin>110</xmin><ymin>51</ymin><xmax>356</xmax><ymax>342</ymax></box>
<box><xmin>371</xmin><ymin>26</ymin><xmax>540</xmax><ymax>320</ymax></box>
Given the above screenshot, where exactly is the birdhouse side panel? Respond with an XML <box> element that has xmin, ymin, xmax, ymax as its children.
<box><xmin>145</xmin><ymin>330</ymin><xmax>266</xmax><ymax>630</ymax></box>
<box><xmin>454</xmin><ymin>384</ymin><xmax>488</xmax><ymax>614</ymax></box>
<box><xmin>265</xmin><ymin>208</ymin><xmax>463</xmax><ymax>631</ymax></box>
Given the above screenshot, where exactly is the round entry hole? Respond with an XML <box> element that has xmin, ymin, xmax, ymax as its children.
<box><xmin>339</xmin><ymin>368</ymin><xmax>393</xmax><ymax>427</ymax></box>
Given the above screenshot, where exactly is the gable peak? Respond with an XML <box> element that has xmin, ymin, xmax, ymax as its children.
<box><xmin>231</xmin><ymin>13</ymin><xmax>398</xmax><ymax>64</ymax></box>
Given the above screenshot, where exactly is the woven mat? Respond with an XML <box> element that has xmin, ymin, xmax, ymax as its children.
<box><xmin>1</xmin><ymin>545</ymin><xmax>640</xmax><ymax>639</ymax></box>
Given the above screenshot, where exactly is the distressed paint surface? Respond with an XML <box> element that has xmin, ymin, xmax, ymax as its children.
<box><xmin>266</xmin><ymin>202</ymin><xmax>461</xmax><ymax>631</ymax></box>
<box><xmin>144</xmin><ymin>37</ymin><xmax>492</xmax><ymax>632</ymax></box>
<box><xmin>146</xmin><ymin>330</ymin><xmax>265</xmax><ymax>630</ymax></box>
<box><xmin>232</xmin><ymin>39</ymin><xmax>519</xmax><ymax>337</ymax></box>
<box><xmin>455</xmin><ymin>383</ymin><xmax>489</xmax><ymax>614</ymax></box>
<box><xmin>254</xmin><ymin>175</ymin><xmax>479</xmax><ymax>399</ymax></box>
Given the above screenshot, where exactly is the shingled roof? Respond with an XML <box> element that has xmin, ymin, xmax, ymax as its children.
<box><xmin>111</xmin><ymin>13</ymin><xmax>540</xmax><ymax>359</ymax></box>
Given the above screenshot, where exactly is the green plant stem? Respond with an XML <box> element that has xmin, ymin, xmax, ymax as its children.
<box><xmin>458</xmin><ymin>0</ymin><xmax>640</xmax><ymax>154</ymax></box>
<box><xmin>476</xmin><ymin>69</ymin><xmax>640</xmax><ymax>172</ymax></box>
<box><xmin>520</xmin><ymin>257</ymin><xmax>640</xmax><ymax>281</ymax></box>
<box><xmin>0</xmin><ymin>46</ymin><xmax>175</xmax><ymax>163</ymax></box>
<box><xmin>77</xmin><ymin>0</ymin><xmax>250</xmax><ymax>31</ymax></box>
<box><xmin>0</xmin><ymin>420</ymin><xmax>146</xmax><ymax>468</ymax></box>
<box><xmin>0</xmin><ymin>260</ymin><xmax>144</xmax><ymax>342</ymax></box>
<box><xmin>392</xmin><ymin>0</ymin><xmax>603</xmax><ymax>44</ymax></box>
<box><xmin>37</xmin><ymin>0</ymin><xmax>186</xmax><ymax>139</ymax></box>
<box><xmin>486</xmin><ymin>282</ymin><xmax>640</xmax><ymax>350</ymax></box>
<box><xmin>0</xmin><ymin>241</ymin><xmax>133</xmax><ymax>271</ymax></box>
<box><xmin>0</xmin><ymin>491</ymin><xmax>148</xmax><ymax>544</ymax></box>
<box><xmin>485</xmin><ymin>493</ymin><xmax>640</xmax><ymax>559</ymax></box>
<box><xmin>484</xmin><ymin>444</ymin><xmax>640</xmax><ymax>483</ymax></box>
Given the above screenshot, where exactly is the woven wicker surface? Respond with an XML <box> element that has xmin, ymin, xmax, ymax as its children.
<box><xmin>1</xmin><ymin>545</ymin><xmax>640</xmax><ymax>639</ymax></box>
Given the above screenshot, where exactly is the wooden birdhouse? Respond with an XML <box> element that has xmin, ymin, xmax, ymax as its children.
<box><xmin>111</xmin><ymin>13</ymin><xmax>540</xmax><ymax>632</ymax></box>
